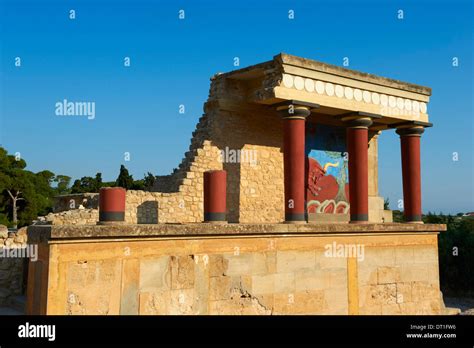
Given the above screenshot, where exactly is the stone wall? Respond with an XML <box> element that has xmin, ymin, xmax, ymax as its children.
<box><xmin>45</xmin><ymin>209</ymin><xmax>98</xmax><ymax>225</ymax></box>
<box><xmin>53</xmin><ymin>193</ymin><xmax>99</xmax><ymax>213</ymax></box>
<box><xmin>26</xmin><ymin>223</ymin><xmax>446</xmax><ymax>315</ymax></box>
<box><xmin>0</xmin><ymin>226</ymin><xmax>27</xmax><ymax>306</ymax></box>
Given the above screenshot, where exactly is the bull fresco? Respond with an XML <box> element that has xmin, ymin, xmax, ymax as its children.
<box><xmin>306</xmin><ymin>123</ymin><xmax>350</xmax><ymax>214</ymax></box>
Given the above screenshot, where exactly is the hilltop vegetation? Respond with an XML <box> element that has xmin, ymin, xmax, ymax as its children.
<box><xmin>0</xmin><ymin>147</ymin><xmax>154</xmax><ymax>227</ymax></box>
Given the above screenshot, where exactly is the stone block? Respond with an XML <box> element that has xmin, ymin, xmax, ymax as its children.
<box><xmin>276</xmin><ymin>250</ymin><xmax>316</xmax><ymax>273</ymax></box>
<box><xmin>274</xmin><ymin>290</ymin><xmax>325</xmax><ymax>314</ymax></box>
<box><xmin>209</xmin><ymin>276</ymin><xmax>232</xmax><ymax>301</ymax></box>
<box><xmin>359</xmin><ymin>304</ymin><xmax>382</xmax><ymax>315</ymax></box>
<box><xmin>273</xmin><ymin>273</ymin><xmax>295</xmax><ymax>293</ymax></box>
<box><xmin>411</xmin><ymin>281</ymin><xmax>439</xmax><ymax>302</ymax></box>
<box><xmin>139</xmin><ymin>257</ymin><xmax>170</xmax><ymax>291</ymax></box>
<box><xmin>169</xmin><ymin>289</ymin><xmax>194</xmax><ymax>315</ymax></box>
<box><xmin>139</xmin><ymin>290</ymin><xmax>171</xmax><ymax>315</ymax></box>
<box><xmin>377</xmin><ymin>266</ymin><xmax>401</xmax><ymax>284</ymax></box>
<box><xmin>381</xmin><ymin>303</ymin><xmax>402</xmax><ymax>315</ymax></box>
<box><xmin>66</xmin><ymin>259</ymin><xmax>122</xmax><ymax>315</ymax></box>
<box><xmin>394</xmin><ymin>247</ymin><xmax>415</xmax><ymax>265</ymax></box>
<box><xmin>209</xmin><ymin>299</ymin><xmax>242</xmax><ymax>315</ymax></box>
<box><xmin>399</xmin><ymin>263</ymin><xmax>438</xmax><ymax>284</ymax></box>
<box><xmin>294</xmin><ymin>269</ymin><xmax>324</xmax><ymax>291</ymax></box>
<box><xmin>323</xmin><ymin>287</ymin><xmax>348</xmax><ymax>313</ymax></box>
<box><xmin>396</xmin><ymin>282</ymin><xmax>412</xmax><ymax>303</ymax></box>
<box><xmin>321</xmin><ymin>268</ymin><xmax>347</xmax><ymax>289</ymax></box>
<box><xmin>360</xmin><ymin>284</ymin><xmax>397</xmax><ymax>307</ymax></box>
<box><xmin>209</xmin><ymin>255</ymin><xmax>228</xmax><ymax>277</ymax></box>
<box><xmin>319</xmin><ymin>250</ymin><xmax>347</xmax><ymax>270</ymax></box>
<box><xmin>170</xmin><ymin>255</ymin><xmax>194</xmax><ymax>290</ymax></box>
<box><xmin>357</xmin><ymin>265</ymin><xmax>378</xmax><ymax>285</ymax></box>
<box><xmin>265</xmin><ymin>252</ymin><xmax>277</xmax><ymax>274</ymax></box>
<box><xmin>224</xmin><ymin>253</ymin><xmax>266</xmax><ymax>276</ymax></box>
<box><xmin>251</xmin><ymin>274</ymin><xmax>274</xmax><ymax>295</ymax></box>
<box><xmin>364</xmin><ymin>248</ymin><xmax>396</xmax><ymax>267</ymax></box>
<box><xmin>413</xmin><ymin>247</ymin><xmax>437</xmax><ymax>264</ymax></box>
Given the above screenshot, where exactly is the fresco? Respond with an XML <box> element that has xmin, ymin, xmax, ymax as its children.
<box><xmin>306</xmin><ymin>123</ymin><xmax>350</xmax><ymax>214</ymax></box>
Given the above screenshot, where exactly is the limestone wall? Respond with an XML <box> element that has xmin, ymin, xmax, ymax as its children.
<box><xmin>26</xmin><ymin>224</ymin><xmax>445</xmax><ymax>315</ymax></box>
<box><xmin>0</xmin><ymin>226</ymin><xmax>27</xmax><ymax>306</ymax></box>
<box><xmin>53</xmin><ymin>193</ymin><xmax>99</xmax><ymax>213</ymax></box>
<box><xmin>45</xmin><ymin>209</ymin><xmax>98</xmax><ymax>225</ymax></box>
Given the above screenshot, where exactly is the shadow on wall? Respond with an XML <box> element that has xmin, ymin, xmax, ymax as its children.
<box><xmin>137</xmin><ymin>201</ymin><xmax>159</xmax><ymax>224</ymax></box>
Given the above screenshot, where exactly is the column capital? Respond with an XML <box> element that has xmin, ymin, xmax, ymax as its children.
<box><xmin>274</xmin><ymin>100</ymin><xmax>318</xmax><ymax>120</ymax></box>
<box><xmin>391</xmin><ymin>120</ymin><xmax>432</xmax><ymax>137</ymax></box>
<box><xmin>396</xmin><ymin>125</ymin><xmax>425</xmax><ymax>137</ymax></box>
<box><xmin>341</xmin><ymin>111</ymin><xmax>381</xmax><ymax>129</ymax></box>
<box><xmin>342</xmin><ymin>116</ymin><xmax>373</xmax><ymax>128</ymax></box>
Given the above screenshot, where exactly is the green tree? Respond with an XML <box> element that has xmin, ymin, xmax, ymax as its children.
<box><xmin>143</xmin><ymin>172</ymin><xmax>156</xmax><ymax>191</ymax></box>
<box><xmin>94</xmin><ymin>173</ymin><xmax>103</xmax><ymax>191</ymax></box>
<box><xmin>54</xmin><ymin>175</ymin><xmax>72</xmax><ymax>195</ymax></box>
<box><xmin>70</xmin><ymin>173</ymin><xmax>103</xmax><ymax>193</ymax></box>
<box><xmin>116</xmin><ymin>165</ymin><xmax>134</xmax><ymax>189</ymax></box>
<box><xmin>0</xmin><ymin>147</ymin><xmax>65</xmax><ymax>227</ymax></box>
<box><xmin>438</xmin><ymin>217</ymin><xmax>474</xmax><ymax>296</ymax></box>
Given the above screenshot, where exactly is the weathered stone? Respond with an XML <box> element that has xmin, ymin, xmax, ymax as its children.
<box><xmin>377</xmin><ymin>266</ymin><xmax>401</xmax><ymax>284</ymax></box>
<box><xmin>276</xmin><ymin>250</ymin><xmax>316</xmax><ymax>273</ymax></box>
<box><xmin>209</xmin><ymin>276</ymin><xmax>232</xmax><ymax>301</ymax></box>
<box><xmin>0</xmin><ymin>225</ymin><xmax>8</xmax><ymax>239</ymax></box>
<box><xmin>169</xmin><ymin>289</ymin><xmax>194</xmax><ymax>314</ymax></box>
<box><xmin>209</xmin><ymin>255</ymin><xmax>228</xmax><ymax>277</ymax></box>
<box><xmin>140</xmin><ymin>257</ymin><xmax>170</xmax><ymax>291</ymax></box>
<box><xmin>139</xmin><ymin>291</ymin><xmax>170</xmax><ymax>315</ymax></box>
<box><xmin>170</xmin><ymin>255</ymin><xmax>194</xmax><ymax>290</ymax></box>
<box><xmin>295</xmin><ymin>269</ymin><xmax>324</xmax><ymax>291</ymax></box>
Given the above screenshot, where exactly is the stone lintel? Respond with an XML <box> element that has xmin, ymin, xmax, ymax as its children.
<box><xmin>338</xmin><ymin>111</ymin><xmax>383</xmax><ymax>120</ymax></box>
<box><xmin>27</xmin><ymin>223</ymin><xmax>447</xmax><ymax>243</ymax></box>
<box><xmin>272</xmin><ymin>99</ymin><xmax>320</xmax><ymax>110</ymax></box>
<box><xmin>390</xmin><ymin>120</ymin><xmax>434</xmax><ymax>129</ymax></box>
<box><xmin>276</xmin><ymin>53</ymin><xmax>432</xmax><ymax>96</ymax></box>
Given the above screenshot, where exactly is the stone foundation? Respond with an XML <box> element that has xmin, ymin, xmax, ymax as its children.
<box><xmin>27</xmin><ymin>223</ymin><xmax>446</xmax><ymax>315</ymax></box>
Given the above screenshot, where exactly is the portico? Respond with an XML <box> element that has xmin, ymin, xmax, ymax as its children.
<box><xmin>219</xmin><ymin>53</ymin><xmax>432</xmax><ymax>224</ymax></box>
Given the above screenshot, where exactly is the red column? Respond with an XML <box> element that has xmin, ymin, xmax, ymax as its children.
<box><xmin>278</xmin><ymin>105</ymin><xmax>311</xmax><ymax>223</ymax></box>
<box><xmin>396</xmin><ymin>127</ymin><xmax>424</xmax><ymax>223</ymax></box>
<box><xmin>344</xmin><ymin>117</ymin><xmax>372</xmax><ymax>223</ymax></box>
<box><xmin>204</xmin><ymin>170</ymin><xmax>227</xmax><ymax>223</ymax></box>
<box><xmin>98</xmin><ymin>187</ymin><xmax>126</xmax><ymax>224</ymax></box>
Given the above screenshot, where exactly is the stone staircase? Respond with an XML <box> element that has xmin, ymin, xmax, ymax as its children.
<box><xmin>153</xmin><ymin>113</ymin><xmax>210</xmax><ymax>193</ymax></box>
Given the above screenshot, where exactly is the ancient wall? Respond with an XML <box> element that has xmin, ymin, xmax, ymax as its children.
<box><xmin>45</xmin><ymin>209</ymin><xmax>99</xmax><ymax>225</ymax></box>
<box><xmin>26</xmin><ymin>223</ymin><xmax>445</xmax><ymax>315</ymax></box>
<box><xmin>0</xmin><ymin>226</ymin><xmax>27</xmax><ymax>306</ymax></box>
<box><xmin>53</xmin><ymin>193</ymin><xmax>99</xmax><ymax>213</ymax></box>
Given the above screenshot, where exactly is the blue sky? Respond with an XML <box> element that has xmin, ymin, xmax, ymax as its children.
<box><xmin>0</xmin><ymin>0</ymin><xmax>472</xmax><ymax>213</ymax></box>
